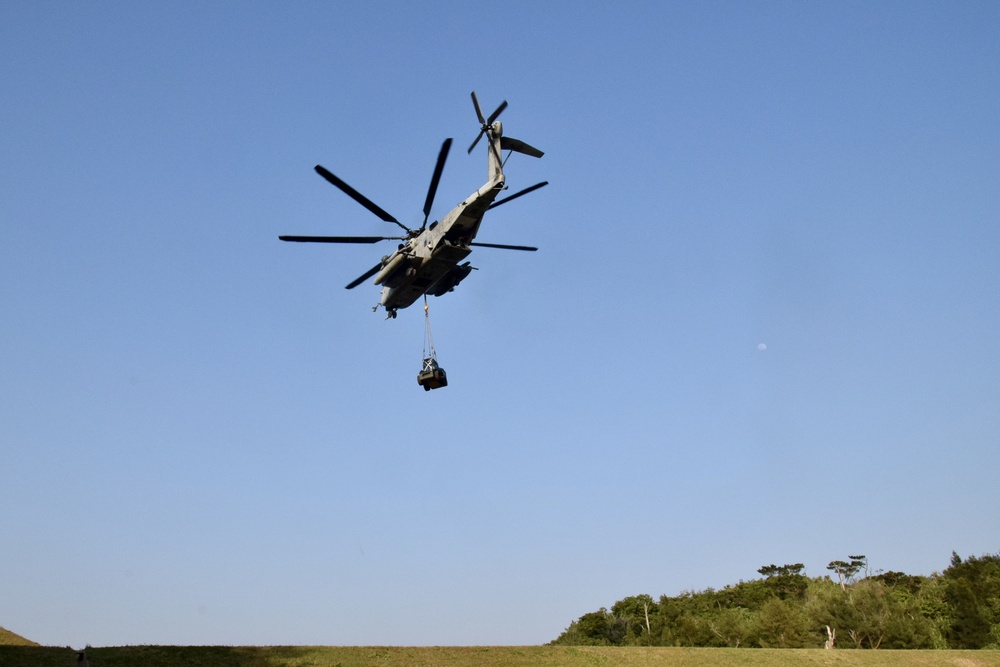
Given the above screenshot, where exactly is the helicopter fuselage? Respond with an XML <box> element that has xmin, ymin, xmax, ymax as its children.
<box><xmin>377</xmin><ymin>173</ymin><xmax>504</xmax><ymax>313</ymax></box>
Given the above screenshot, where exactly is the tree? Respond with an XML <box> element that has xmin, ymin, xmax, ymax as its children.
<box><xmin>945</xmin><ymin>578</ymin><xmax>990</xmax><ymax>648</ymax></box>
<box><xmin>610</xmin><ymin>595</ymin><xmax>657</xmax><ymax>645</ymax></box>
<box><xmin>551</xmin><ymin>608</ymin><xmax>620</xmax><ymax>646</ymax></box>
<box><xmin>845</xmin><ymin>579</ymin><xmax>892</xmax><ymax>649</ymax></box>
<box><xmin>986</xmin><ymin>623</ymin><xmax>1000</xmax><ymax>650</ymax></box>
<box><xmin>827</xmin><ymin>555</ymin><xmax>867</xmax><ymax>591</ymax></box>
<box><xmin>755</xmin><ymin>598</ymin><xmax>814</xmax><ymax>648</ymax></box>
<box><xmin>656</xmin><ymin>594</ymin><xmax>715</xmax><ymax>647</ymax></box>
<box><xmin>943</xmin><ymin>552</ymin><xmax>1000</xmax><ymax>648</ymax></box>
<box><xmin>708</xmin><ymin>607</ymin><xmax>756</xmax><ymax>648</ymax></box>
<box><xmin>758</xmin><ymin>563</ymin><xmax>805</xmax><ymax>578</ymax></box>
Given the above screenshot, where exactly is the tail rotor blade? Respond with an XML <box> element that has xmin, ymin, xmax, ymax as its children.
<box><xmin>487</xmin><ymin>100</ymin><xmax>508</xmax><ymax>124</ymax></box>
<box><xmin>468</xmin><ymin>92</ymin><xmax>486</xmax><ymax>153</ymax></box>
<box><xmin>487</xmin><ymin>181</ymin><xmax>548</xmax><ymax>210</ymax></box>
<box><xmin>422</xmin><ymin>138</ymin><xmax>452</xmax><ymax>228</ymax></box>
<box><xmin>468</xmin><ymin>130</ymin><xmax>484</xmax><ymax>154</ymax></box>
<box><xmin>471</xmin><ymin>90</ymin><xmax>486</xmax><ymax>125</ymax></box>
<box><xmin>314</xmin><ymin>165</ymin><xmax>409</xmax><ymax>233</ymax></box>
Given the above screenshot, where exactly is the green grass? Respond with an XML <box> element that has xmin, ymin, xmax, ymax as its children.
<box><xmin>2</xmin><ymin>646</ymin><xmax>999</xmax><ymax>667</ymax></box>
<box><xmin>0</xmin><ymin>627</ymin><xmax>38</xmax><ymax>647</ymax></box>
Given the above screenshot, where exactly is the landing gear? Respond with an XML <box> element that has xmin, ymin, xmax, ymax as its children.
<box><xmin>373</xmin><ymin>303</ymin><xmax>397</xmax><ymax>319</ymax></box>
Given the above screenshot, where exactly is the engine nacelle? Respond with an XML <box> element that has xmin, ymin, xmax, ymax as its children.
<box><xmin>374</xmin><ymin>252</ymin><xmax>418</xmax><ymax>287</ymax></box>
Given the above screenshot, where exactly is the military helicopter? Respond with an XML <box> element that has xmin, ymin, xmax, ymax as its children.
<box><xmin>279</xmin><ymin>92</ymin><xmax>546</xmax><ymax>318</ymax></box>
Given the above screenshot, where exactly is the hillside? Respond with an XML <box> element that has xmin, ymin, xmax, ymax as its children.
<box><xmin>552</xmin><ymin>552</ymin><xmax>1000</xmax><ymax>649</ymax></box>
<box><xmin>0</xmin><ymin>626</ymin><xmax>38</xmax><ymax>646</ymax></box>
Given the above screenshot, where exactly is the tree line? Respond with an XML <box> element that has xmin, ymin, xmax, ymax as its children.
<box><xmin>549</xmin><ymin>551</ymin><xmax>1000</xmax><ymax>649</ymax></box>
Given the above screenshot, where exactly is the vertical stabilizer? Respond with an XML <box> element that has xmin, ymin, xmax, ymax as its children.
<box><xmin>487</xmin><ymin>122</ymin><xmax>504</xmax><ymax>182</ymax></box>
<box><xmin>468</xmin><ymin>91</ymin><xmax>508</xmax><ymax>184</ymax></box>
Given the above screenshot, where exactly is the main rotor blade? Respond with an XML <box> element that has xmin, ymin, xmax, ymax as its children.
<box><xmin>470</xmin><ymin>242</ymin><xmax>538</xmax><ymax>251</ymax></box>
<box><xmin>314</xmin><ymin>165</ymin><xmax>409</xmax><ymax>232</ymax></box>
<box><xmin>279</xmin><ymin>235</ymin><xmax>404</xmax><ymax>244</ymax></box>
<box><xmin>487</xmin><ymin>181</ymin><xmax>549</xmax><ymax>210</ymax></box>
<box><xmin>422</xmin><ymin>138</ymin><xmax>452</xmax><ymax>228</ymax></box>
<box><xmin>345</xmin><ymin>262</ymin><xmax>383</xmax><ymax>290</ymax></box>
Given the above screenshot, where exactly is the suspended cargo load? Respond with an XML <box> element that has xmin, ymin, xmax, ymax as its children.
<box><xmin>417</xmin><ymin>356</ymin><xmax>448</xmax><ymax>391</ymax></box>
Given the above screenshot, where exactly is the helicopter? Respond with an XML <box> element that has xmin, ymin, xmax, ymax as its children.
<box><xmin>279</xmin><ymin>91</ymin><xmax>546</xmax><ymax>318</ymax></box>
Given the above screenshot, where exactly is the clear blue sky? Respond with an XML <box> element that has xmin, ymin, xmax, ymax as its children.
<box><xmin>2</xmin><ymin>0</ymin><xmax>998</xmax><ymax>648</ymax></box>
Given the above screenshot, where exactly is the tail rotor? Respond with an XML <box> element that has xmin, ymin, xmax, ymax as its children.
<box><xmin>467</xmin><ymin>91</ymin><xmax>507</xmax><ymax>154</ymax></box>
<box><xmin>466</xmin><ymin>91</ymin><xmax>544</xmax><ymax>161</ymax></box>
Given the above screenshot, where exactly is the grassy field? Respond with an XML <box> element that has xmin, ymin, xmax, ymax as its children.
<box><xmin>2</xmin><ymin>646</ymin><xmax>999</xmax><ymax>667</ymax></box>
<box><xmin>0</xmin><ymin>627</ymin><xmax>38</xmax><ymax>647</ymax></box>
